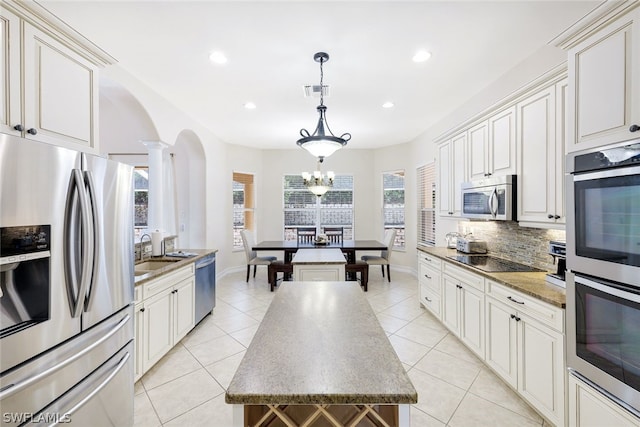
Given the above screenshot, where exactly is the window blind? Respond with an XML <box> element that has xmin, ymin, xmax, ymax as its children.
<box><xmin>417</xmin><ymin>163</ymin><xmax>436</xmax><ymax>246</ymax></box>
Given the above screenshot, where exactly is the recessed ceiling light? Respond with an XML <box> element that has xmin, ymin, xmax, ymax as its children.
<box><xmin>244</xmin><ymin>102</ymin><xmax>256</xmax><ymax>110</ymax></box>
<box><xmin>412</xmin><ymin>50</ymin><xmax>432</xmax><ymax>63</ymax></box>
<box><xmin>382</xmin><ymin>102</ymin><xmax>395</xmax><ymax>109</ymax></box>
<box><xmin>209</xmin><ymin>51</ymin><xmax>228</xmax><ymax>64</ymax></box>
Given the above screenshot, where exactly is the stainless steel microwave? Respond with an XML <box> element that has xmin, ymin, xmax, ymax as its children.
<box><xmin>461</xmin><ymin>175</ymin><xmax>516</xmax><ymax>221</ymax></box>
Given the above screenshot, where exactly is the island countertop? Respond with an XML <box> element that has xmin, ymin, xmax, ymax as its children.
<box><xmin>225</xmin><ymin>281</ymin><xmax>417</xmax><ymax>405</ymax></box>
<box><xmin>291</xmin><ymin>248</ymin><xmax>347</xmax><ymax>264</ymax></box>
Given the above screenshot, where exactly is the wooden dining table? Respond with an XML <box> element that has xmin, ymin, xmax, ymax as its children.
<box><xmin>252</xmin><ymin>239</ymin><xmax>386</xmax><ymax>264</ymax></box>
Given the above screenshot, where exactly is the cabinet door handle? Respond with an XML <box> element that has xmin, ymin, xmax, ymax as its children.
<box><xmin>547</xmin><ymin>214</ymin><xmax>554</xmax><ymax>219</ymax></box>
<box><xmin>140</xmin><ymin>307</ymin><xmax>145</xmax><ymax>312</ymax></box>
<box><xmin>510</xmin><ymin>314</ymin><xmax>515</xmax><ymax>319</ymax></box>
<box><xmin>456</xmin><ymin>284</ymin><xmax>463</xmax><ymax>289</ymax></box>
<box><xmin>630</xmin><ymin>124</ymin><xmax>640</xmax><ymax>132</ymax></box>
<box><xmin>507</xmin><ymin>296</ymin><xmax>524</xmax><ymax>305</ymax></box>
<box><xmin>424</xmin><ymin>274</ymin><xmax>431</xmax><ymax>279</ymax></box>
<box><xmin>515</xmin><ymin>316</ymin><xmax>521</xmax><ymax>322</ymax></box>
<box><xmin>554</xmin><ymin>215</ymin><xmax>560</xmax><ymax>219</ymax></box>
<box><xmin>13</xmin><ymin>124</ymin><xmax>24</xmax><ymax>132</ymax></box>
<box><xmin>424</xmin><ymin>256</ymin><xmax>431</xmax><ymax>262</ymax></box>
<box><xmin>27</xmin><ymin>128</ymin><xmax>38</xmax><ymax>135</ymax></box>
<box><xmin>424</xmin><ymin>296</ymin><xmax>432</xmax><ymax>302</ymax></box>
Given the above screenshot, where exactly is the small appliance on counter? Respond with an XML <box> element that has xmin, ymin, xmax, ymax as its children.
<box><xmin>456</xmin><ymin>235</ymin><xmax>487</xmax><ymax>254</ymax></box>
<box><xmin>445</xmin><ymin>232</ymin><xmax>461</xmax><ymax>249</ymax></box>
<box><xmin>546</xmin><ymin>240</ymin><xmax>566</xmax><ymax>288</ymax></box>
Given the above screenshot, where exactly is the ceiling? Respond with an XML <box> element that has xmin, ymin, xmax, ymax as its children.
<box><xmin>39</xmin><ymin>1</ymin><xmax>600</xmax><ymax>150</ymax></box>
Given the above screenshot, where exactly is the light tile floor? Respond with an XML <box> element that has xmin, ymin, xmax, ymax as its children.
<box><xmin>134</xmin><ymin>270</ymin><xmax>551</xmax><ymax>427</ymax></box>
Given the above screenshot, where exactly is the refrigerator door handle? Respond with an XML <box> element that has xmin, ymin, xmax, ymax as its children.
<box><xmin>83</xmin><ymin>170</ymin><xmax>100</xmax><ymax>311</ymax></box>
<box><xmin>0</xmin><ymin>313</ymin><xmax>131</xmax><ymax>400</ymax></box>
<box><xmin>64</xmin><ymin>169</ymin><xmax>94</xmax><ymax>318</ymax></box>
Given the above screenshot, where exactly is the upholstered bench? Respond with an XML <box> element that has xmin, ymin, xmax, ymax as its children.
<box><xmin>345</xmin><ymin>261</ymin><xmax>369</xmax><ymax>291</ymax></box>
<box><xmin>268</xmin><ymin>261</ymin><xmax>293</xmax><ymax>292</ymax></box>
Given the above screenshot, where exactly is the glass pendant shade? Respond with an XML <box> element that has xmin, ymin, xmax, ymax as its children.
<box><xmin>302</xmin><ymin>162</ymin><xmax>335</xmax><ymax>197</ymax></box>
<box><xmin>297</xmin><ymin>52</ymin><xmax>350</xmax><ymax>161</ymax></box>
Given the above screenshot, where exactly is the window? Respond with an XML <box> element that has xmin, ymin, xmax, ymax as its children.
<box><xmin>283</xmin><ymin>175</ymin><xmax>353</xmax><ymax>240</ymax></box>
<box><xmin>417</xmin><ymin>163</ymin><xmax>436</xmax><ymax>246</ymax></box>
<box><xmin>383</xmin><ymin>170</ymin><xmax>405</xmax><ymax>249</ymax></box>
<box><xmin>134</xmin><ymin>167</ymin><xmax>149</xmax><ymax>238</ymax></box>
<box><xmin>233</xmin><ymin>172</ymin><xmax>255</xmax><ymax>249</ymax></box>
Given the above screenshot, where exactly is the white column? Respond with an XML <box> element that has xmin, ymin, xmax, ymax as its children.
<box><xmin>142</xmin><ymin>141</ymin><xmax>167</xmax><ymax>233</ymax></box>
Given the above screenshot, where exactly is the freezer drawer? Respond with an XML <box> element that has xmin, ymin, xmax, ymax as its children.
<box><xmin>0</xmin><ymin>306</ymin><xmax>133</xmax><ymax>426</ymax></box>
<box><xmin>27</xmin><ymin>341</ymin><xmax>134</xmax><ymax>427</ymax></box>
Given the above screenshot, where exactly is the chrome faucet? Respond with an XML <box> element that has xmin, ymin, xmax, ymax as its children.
<box><xmin>139</xmin><ymin>233</ymin><xmax>152</xmax><ymax>261</ymax></box>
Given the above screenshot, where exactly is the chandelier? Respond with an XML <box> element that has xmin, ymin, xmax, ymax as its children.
<box><xmin>302</xmin><ymin>160</ymin><xmax>335</xmax><ymax>197</ymax></box>
<box><xmin>297</xmin><ymin>52</ymin><xmax>351</xmax><ymax>162</ymax></box>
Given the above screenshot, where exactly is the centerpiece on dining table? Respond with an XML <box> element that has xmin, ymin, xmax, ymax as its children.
<box><xmin>314</xmin><ymin>234</ymin><xmax>329</xmax><ymax>245</ymax></box>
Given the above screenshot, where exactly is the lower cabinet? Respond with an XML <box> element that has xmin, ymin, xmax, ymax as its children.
<box><xmin>134</xmin><ymin>265</ymin><xmax>195</xmax><ymax>382</ymax></box>
<box><xmin>416</xmin><ymin>251</ymin><xmax>568</xmax><ymax>426</ymax></box>
<box><xmin>441</xmin><ymin>263</ymin><xmax>485</xmax><ymax>359</ymax></box>
<box><xmin>568</xmin><ymin>373</ymin><xmax>640</xmax><ymax>427</ymax></box>
<box><xmin>485</xmin><ymin>280</ymin><xmax>565</xmax><ymax>426</ymax></box>
<box><xmin>417</xmin><ymin>253</ymin><xmax>442</xmax><ymax>318</ymax></box>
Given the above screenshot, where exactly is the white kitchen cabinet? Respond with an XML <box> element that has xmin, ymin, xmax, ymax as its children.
<box><xmin>438</xmin><ymin>131</ymin><xmax>467</xmax><ymax>217</ymax></box>
<box><xmin>135</xmin><ymin>264</ymin><xmax>195</xmax><ymax>378</ymax></box>
<box><xmin>1</xmin><ymin>1</ymin><xmax>109</xmax><ymax>153</ymax></box>
<box><xmin>485</xmin><ymin>280</ymin><xmax>565</xmax><ymax>426</ymax></box>
<box><xmin>568</xmin><ymin>373</ymin><xmax>640</xmax><ymax>427</ymax></box>
<box><xmin>566</xmin><ymin>7</ymin><xmax>640</xmax><ymax>152</ymax></box>
<box><xmin>468</xmin><ymin>107</ymin><xmax>517</xmax><ymax>181</ymax></box>
<box><xmin>517</xmin><ymin>80</ymin><xmax>567</xmax><ymax>227</ymax></box>
<box><xmin>417</xmin><ymin>252</ymin><xmax>442</xmax><ymax>318</ymax></box>
<box><xmin>441</xmin><ymin>263</ymin><xmax>485</xmax><ymax>359</ymax></box>
<box><xmin>487</xmin><ymin>106</ymin><xmax>517</xmax><ymax>177</ymax></box>
<box><xmin>468</xmin><ymin>120</ymin><xmax>488</xmax><ymax>180</ymax></box>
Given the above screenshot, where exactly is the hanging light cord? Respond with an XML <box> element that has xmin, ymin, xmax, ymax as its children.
<box><xmin>319</xmin><ymin>56</ymin><xmax>325</xmax><ymax>107</ymax></box>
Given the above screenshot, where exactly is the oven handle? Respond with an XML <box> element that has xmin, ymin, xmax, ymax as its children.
<box><xmin>574</xmin><ymin>274</ymin><xmax>640</xmax><ymax>304</ymax></box>
<box><xmin>572</xmin><ymin>164</ymin><xmax>640</xmax><ymax>181</ymax></box>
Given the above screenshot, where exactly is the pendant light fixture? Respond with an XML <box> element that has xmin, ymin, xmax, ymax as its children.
<box><xmin>302</xmin><ymin>160</ymin><xmax>335</xmax><ymax>197</ymax></box>
<box><xmin>297</xmin><ymin>52</ymin><xmax>351</xmax><ymax>162</ymax></box>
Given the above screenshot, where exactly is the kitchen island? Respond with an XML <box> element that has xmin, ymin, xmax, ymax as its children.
<box><xmin>291</xmin><ymin>248</ymin><xmax>347</xmax><ymax>281</ymax></box>
<box><xmin>225</xmin><ymin>281</ymin><xmax>417</xmax><ymax>426</ymax></box>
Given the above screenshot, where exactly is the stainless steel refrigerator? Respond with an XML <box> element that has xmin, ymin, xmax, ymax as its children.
<box><xmin>0</xmin><ymin>134</ymin><xmax>134</xmax><ymax>426</ymax></box>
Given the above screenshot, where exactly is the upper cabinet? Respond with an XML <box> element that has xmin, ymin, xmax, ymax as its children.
<box><xmin>468</xmin><ymin>107</ymin><xmax>516</xmax><ymax>180</ymax></box>
<box><xmin>438</xmin><ymin>131</ymin><xmax>467</xmax><ymax>217</ymax></box>
<box><xmin>516</xmin><ymin>79</ymin><xmax>567</xmax><ymax>228</ymax></box>
<box><xmin>560</xmin><ymin>4</ymin><xmax>640</xmax><ymax>152</ymax></box>
<box><xmin>1</xmin><ymin>1</ymin><xmax>115</xmax><ymax>153</ymax></box>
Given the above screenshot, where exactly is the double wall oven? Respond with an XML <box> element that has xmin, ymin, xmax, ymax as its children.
<box><xmin>566</xmin><ymin>140</ymin><xmax>640</xmax><ymax>415</ymax></box>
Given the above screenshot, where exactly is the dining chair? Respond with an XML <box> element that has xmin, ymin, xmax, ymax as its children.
<box><xmin>361</xmin><ymin>229</ymin><xmax>397</xmax><ymax>282</ymax></box>
<box><xmin>240</xmin><ymin>230</ymin><xmax>277</xmax><ymax>282</ymax></box>
<box><xmin>323</xmin><ymin>227</ymin><xmax>343</xmax><ymax>244</ymax></box>
<box><xmin>296</xmin><ymin>227</ymin><xmax>317</xmax><ymax>244</ymax></box>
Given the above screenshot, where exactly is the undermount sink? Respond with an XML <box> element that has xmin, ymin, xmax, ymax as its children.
<box><xmin>134</xmin><ymin>260</ymin><xmax>180</xmax><ymax>272</ymax></box>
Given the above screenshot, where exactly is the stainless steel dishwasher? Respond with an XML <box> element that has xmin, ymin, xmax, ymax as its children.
<box><xmin>194</xmin><ymin>253</ymin><xmax>216</xmax><ymax>324</ymax></box>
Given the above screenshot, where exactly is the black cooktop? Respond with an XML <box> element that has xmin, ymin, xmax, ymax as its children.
<box><xmin>447</xmin><ymin>255</ymin><xmax>544</xmax><ymax>273</ymax></box>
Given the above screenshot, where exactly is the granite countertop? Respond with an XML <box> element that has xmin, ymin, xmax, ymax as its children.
<box><xmin>291</xmin><ymin>248</ymin><xmax>347</xmax><ymax>264</ymax></box>
<box><xmin>417</xmin><ymin>245</ymin><xmax>566</xmax><ymax>308</ymax></box>
<box><xmin>225</xmin><ymin>281</ymin><xmax>417</xmax><ymax>405</ymax></box>
<box><xmin>134</xmin><ymin>248</ymin><xmax>218</xmax><ymax>286</ymax></box>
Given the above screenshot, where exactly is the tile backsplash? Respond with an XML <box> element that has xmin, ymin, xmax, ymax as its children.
<box><xmin>457</xmin><ymin>221</ymin><xmax>566</xmax><ymax>272</ymax></box>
